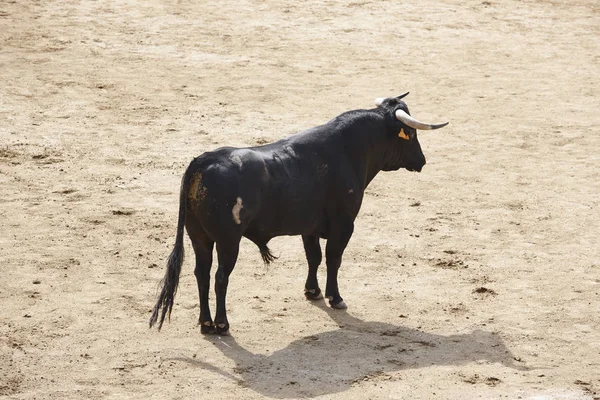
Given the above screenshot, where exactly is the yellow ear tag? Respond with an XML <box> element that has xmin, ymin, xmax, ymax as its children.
<box><xmin>398</xmin><ymin>128</ymin><xmax>410</xmax><ymax>140</ymax></box>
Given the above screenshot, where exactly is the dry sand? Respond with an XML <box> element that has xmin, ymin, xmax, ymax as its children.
<box><xmin>1</xmin><ymin>0</ymin><xmax>599</xmax><ymax>398</ymax></box>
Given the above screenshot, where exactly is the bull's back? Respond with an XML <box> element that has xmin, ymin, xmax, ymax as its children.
<box><xmin>187</xmin><ymin>145</ymin><xmax>330</xmax><ymax>241</ymax></box>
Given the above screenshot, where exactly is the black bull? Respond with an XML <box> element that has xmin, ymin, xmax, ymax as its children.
<box><xmin>150</xmin><ymin>94</ymin><xmax>448</xmax><ymax>335</ymax></box>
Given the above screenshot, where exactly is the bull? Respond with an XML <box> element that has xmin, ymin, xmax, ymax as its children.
<box><xmin>150</xmin><ymin>93</ymin><xmax>448</xmax><ymax>335</ymax></box>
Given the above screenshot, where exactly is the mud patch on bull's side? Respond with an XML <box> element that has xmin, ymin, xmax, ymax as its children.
<box><xmin>232</xmin><ymin>197</ymin><xmax>243</xmax><ymax>224</ymax></box>
<box><xmin>199</xmin><ymin>185</ymin><xmax>208</xmax><ymax>200</ymax></box>
<box><xmin>188</xmin><ymin>173</ymin><xmax>203</xmax><ymax>203</ymax></box>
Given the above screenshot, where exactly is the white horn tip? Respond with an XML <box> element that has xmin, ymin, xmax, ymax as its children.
<box><xmin>375</xmin><ymin>97</ymin><xmax>386</xmax><ymax>106</ymax></box>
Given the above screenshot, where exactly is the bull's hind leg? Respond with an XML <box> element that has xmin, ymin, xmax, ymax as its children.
<box><xmin>302</xmin><ymin>235</ymin><xmax>323</xmax><ymax>300</ymax></box>
<box><xmin>213</xmin><ymin>239</ymin><xmax>240</xmax><ymax>336</ymax></box>
<box><xmin>187</xmin><ymin>220</ymin><xmax>215</xmax><ymax>334</ymax></box>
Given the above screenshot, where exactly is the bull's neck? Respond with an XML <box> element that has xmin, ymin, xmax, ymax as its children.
<box><xmin>343</xmin><ymin>123</ymin><xmax>389</xmax><ymax>189</ymax></box>
<box><xmin>364</xmin><ymin>146</ymin><xmax>390</xmax><ymax>187</ymax></box>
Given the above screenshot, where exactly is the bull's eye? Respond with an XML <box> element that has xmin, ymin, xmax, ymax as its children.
<box><xmin>398</xmin><ymin>128</ymin><xmax>410</xmax><ymax>140</ymax></box>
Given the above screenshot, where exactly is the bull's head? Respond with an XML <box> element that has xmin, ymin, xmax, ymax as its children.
<box><xmin>375</xmin><ymin>92</ymin><xmax>448</xmax><ymax>172</ymax></box>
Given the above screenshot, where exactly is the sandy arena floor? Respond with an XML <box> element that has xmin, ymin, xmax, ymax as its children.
<box><xmin>1</xmin><ymin>0</ymin><xmax>599</xmax><ymax>398</ymax></box>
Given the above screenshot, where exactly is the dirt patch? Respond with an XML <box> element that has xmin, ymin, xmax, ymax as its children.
<box><xmin>1</xmin><ymin>0</ymin><xmax>599</xmax><ymax>399</ymax></box>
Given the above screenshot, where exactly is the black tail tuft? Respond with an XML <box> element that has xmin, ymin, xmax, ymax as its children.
<box><xmin>149</xmin><ymin>241</ymin><xmax>184</xmax><ymax>330</ymax></box>
<box><xmin>149</xmin><ymin>171</ymin><xmax>189</xmax><ymax>331</ymax></box>
<box><xmin>259</xmin><ymin>244</ymin><xmax>278</xmax><ymax>265</ymax></box>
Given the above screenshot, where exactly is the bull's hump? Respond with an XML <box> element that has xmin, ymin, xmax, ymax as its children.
<box><xmin>222</xmin><ymin>148</ymin><xmax>262</xmax><ymax>170</ymax></box>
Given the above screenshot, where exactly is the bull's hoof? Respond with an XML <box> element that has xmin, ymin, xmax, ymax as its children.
<box><xmin>200</xmin><ymin>321</ymin><xmax>216</xmax><ymax>335</ymax></box>
<box><xmin>216</xmin><ymin>322</ymin><xmax>230</xmax><ymax>336</ymax></box>
<box><xmin>328</xmin><ymin>297</ymin><xmax>348</xmax><ymax>309</ymax></box>
<box><xmin>304</xmin><ymin>288</ymin><xmax>324</xmax><ymax>301</ymax></box>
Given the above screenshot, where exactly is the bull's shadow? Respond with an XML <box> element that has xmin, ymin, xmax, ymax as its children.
<box><xmin>177</xmin><ymin>303</ymin><xmax>524</xmax><ymax>398</ymax></box>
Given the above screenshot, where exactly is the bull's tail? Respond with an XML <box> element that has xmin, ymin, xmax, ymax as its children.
<box><xmin>258</xmin><ymin>243</ymin><xmax>278</xmax><ymax>265</ymax></box>
<box><xmin>149</xmin><ymin>170</ymin><xmax>190</xmax><ymax>330</ymax></box>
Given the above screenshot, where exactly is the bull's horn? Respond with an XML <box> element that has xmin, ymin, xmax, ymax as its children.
<box><xmin>395</xmin><ymin>109</ymin><xmax>449</xmax><ymax>130</ymax></box>
<box><xmin>375</xmin><ymin>92</ymin><xmax>410</xmax><ymax>106</ymax></box>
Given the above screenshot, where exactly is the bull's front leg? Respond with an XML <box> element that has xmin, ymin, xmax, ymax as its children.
<box><xmin>302</xmin><ymin>235</ymin><xmax>324</xmax><ymax>300</ymax></box>
<box><xmin>324</xmin><ymin>219</ymin><xmax>354</xmax><ymax>309</ymax></box>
